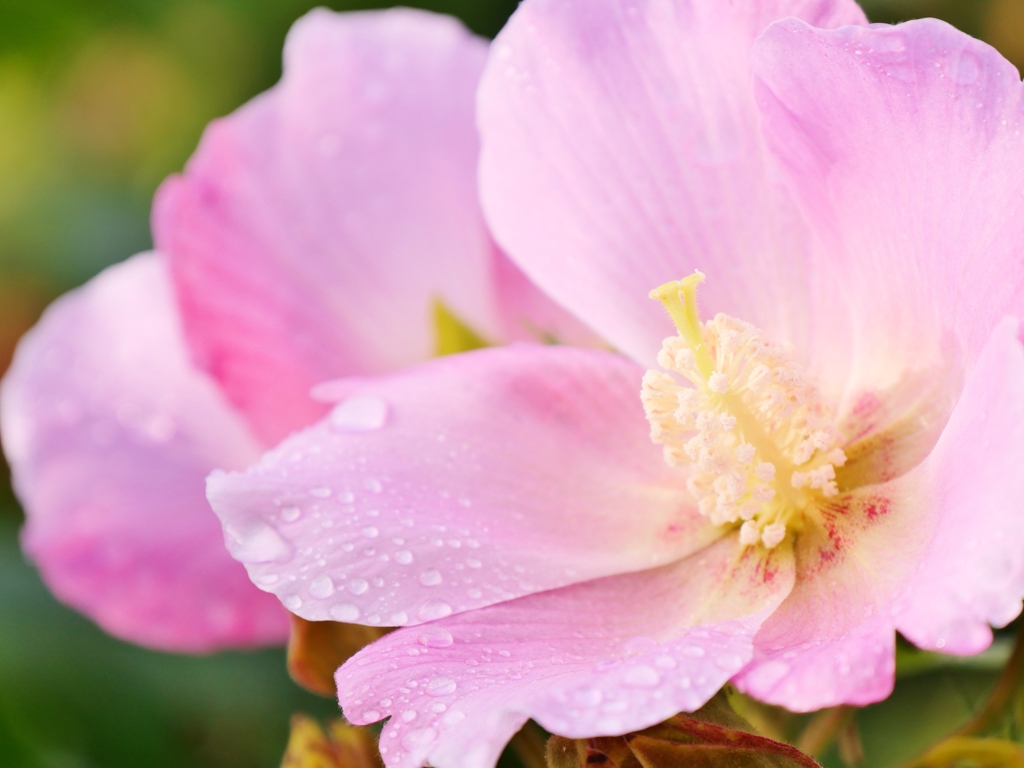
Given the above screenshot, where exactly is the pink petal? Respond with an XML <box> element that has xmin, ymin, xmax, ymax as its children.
<box><xmin>736</xmin><ymin>318</ymin><xmax>1024</xmax><ymax>708</ymax></box>
<box><xmin>896</xmin><ymin>317</ymin><xmax>1024</xmax><ymax>654</ymax></box>
<box><xmin>752</xmin><ymin>18</ymin><xmax>1024</xmax><ymax>397</ymax></box>
<box><xmin>733</xmin><ymin>487</ymin><xmax>925</xmax><ymax>710</ymax></box>
<box><xmin>154</xmin><ymin>8</ymin><xmax>501</xmax><ymax>444</ymax></box>
<box><xmin>337</xmin><ymin>536</ymin><xmax>794</xmax><ymax>768</ymax></box>
<box><xmin>206</xmin><ymin>345</ymin><xmax>716</xmax><ymax>627</ymax></box>
<box><xmin>1</xmin><ymin>254</ymin><xmax>289</xmax><ymax>652</ymax></box>
<box><xmin>491</xmin><ymin>251</ymin><xmax>605</xmax><ymax>348</ymax></box>
<box><xmin>478</xmin><ymin>0</ymin><xmax>866</xmax><ymax>368</ymax></box>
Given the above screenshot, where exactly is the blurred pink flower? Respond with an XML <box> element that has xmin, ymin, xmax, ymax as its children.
<box><xmin>0</xmin><ymin>8</ymin><xmax>586</xmax><ymax>653</ymax></box>
<box><xmin>208</xmin><ymin>0</ymin><xmax>1024</xmax><ymax>764</ymax></box>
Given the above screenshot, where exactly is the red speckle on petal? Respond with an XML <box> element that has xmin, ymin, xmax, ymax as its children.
<box><xmin>846</xmin><ymin>392</ymin><xmax>885</xmax><ymax>442</ymax></box>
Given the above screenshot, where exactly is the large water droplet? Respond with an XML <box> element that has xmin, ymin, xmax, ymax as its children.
<box><xmin>330</xmin><ymin>603</ymin><xmax>361</xmax><ymax>622</ymax></box>
<box><xmin>401</xmin><ymin>727</ymin><xmax>438</xmax><ymax>750</ymax></box>
<box><xmin>281</xmin><ymin>506</ymin><xmax>301</xmax><ymax>523</ymax></box>
<box><xmin>330</xmin><ymin>396</ymin><xmax>389</xmax><ymax>432</ymax></box>
<box><xmin>309</xmin><ymin>486</ymin><xmax>332</xmax><ymax>498</ymax></box>
<box><xmin>401</xmin><ymin>710</ymin><xmax>418</xmax><ymax>723</ymax></box>
<box><xmin>418</xmin><ymin>626</ymin><xmax>454</xmax><ymax>648</ymax></box>
<box><xmin>426</xmin><ymin>676</ymin><xmax>457</xmax><ymax>696</ymax></box>
<box><xmin>349</xmin><ymin>578</ymin><xmax>370</xmax><ymax>595</ymax></box>
<box><xmin>417</xmin><ymin>600</ymin><xmax>453</xmax><ymax>621</ymax></box>
<box><xmin>363</xmin><ymin>526</ymin><xmax>380</xmax><ymax>539</ymax></box>
<box><xmin>362</xmin><ymin>709</ymin><xmax>382</xmax><ymax>722</ymax></box>
<box><xmin>419</xmin><ymin>569</ymin><xmax>442</xmax><ymax>586</ymax></box>
<box><xmin>395</xmin><ymin>550</ymin><xmax>414</xmax><ymax>565</ymax></box>
<box><xmin>441</xmin><ymin>709</ymin><xmax>465</xmax><ymax>727</ymax></box>
<box><xmin>622</xmin><ymin>665</ymin><xmax>661</xmax><ymax>688</ymax></box>
<box><xmin>310</xmin><ymin>575</ymin><xmax>335</xmax><ymax>599</ymax></box>
<box><xmin>573</xmin><ymin>687</ymin><xmax>603</xmax><ymax>706</ymax></box>
<box><xmin>681</xmin><ymin>645</ymin><xmax>706</xmax><ymax>658</ymax></box>
<box><xmin>623</xmin><ymin>636</ymin><xmax>659</xmax><ymax>656</ymax></box>
<box><xmin>284</xmin><ymin>595</ymin><xmax>303</xmax><ymax>611</ymax></box>
<box><xmin>224</xmin><ymin>521</ymin><xmax>293</xmax><ymax>564</ymax></box>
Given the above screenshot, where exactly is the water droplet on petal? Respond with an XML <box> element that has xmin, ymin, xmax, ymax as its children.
<box><xmin>284</xmin><ymin>595</ymin><xmax>303</xmax><ymax>611</ymax></box>
<box><xmin>573</xmin><ymin>688</ymin><xmax>603</xmax><ymax>706</ymax></box>
<box><xmin>363</xmin><ymin>526</ymin><xmax>380</xmax><ymax>539</ymax></box>
<box><xmin>401</xmin><ymin>710</ymin><xmax>418</xmax><ymax>723</ymax></box>
<box><xmin>426</xmin><ymin>676</ymin><xmax>457</xmax><ymax>696</ymax></box>
<box><xmin>330</xmin><ymin>603</ymin><xmax>361</xmax><ymax>622</ymax></box>
<box><xmin>623</xmin><ymin>636</ymin><xmax>659</xmax><ymax>656</ymax></box>
<box><xmin>417</xmin><ymin>600</ymin><xmax>453</xmax><ymax>621</ymax></box>
<box><xmin>390</xmin><ymin>612</ymin><xmax>409</xmax><ymax>625</ymax></box>
<box><xmin>349</xmin><ymin>578</ymin><xmax>370</xmax><ymax>595</ymax></box>
<box><xmin>309</xmin><ymin>575</ymin><xmax>335</xmax><ymax>599</ymax></box>
<box><xmin>441</xmin><ymin>710</ymin><xmax>465</xmax><ymax>727</ymax></box>
<box><xmin>330</xmin><ymin>396</ymin><xmax>389</xmax><ymax>432</ymax></box>
<box><xmin>224</xmin><ymin>521</ymin><xmax>293</xmax><ymax>564</ymax></box>
<box><xmin>681</xmin><ymin>645</ymin><xmax>706</xmax><ymax>658</ymax></box>
<box><xmin>418</xmin><ymin>626</ymin><xmax>454</xmax><ymax>648</ymax></box>
<box><xmin>623</xmin><ymin>665</ymin><xmax>661</xmax><ymax>688</ymax></box>
<box><xmin>309</xmin><ymin>486</ymin><xmax>332</xmax><ymax>498</ymax></box>
<box><xmin>401</xmin><ymin>727</ymin><xmax>438</xmax><ymax>750</ymax></box>
<box><xmin>419</xmin><ymin>569</ymin><xmax>442</xmax><ymax>586</ymax></box>
<box><xmin>281</xmin><ymin>506</ymin><xmax>301</xmax><ymax>523</ymax></box>
<box><xmin>362</xmin><ymin>709</ymin><xmax>381</xmax><ymax>722</ymax></box>
<box><xmin>395</xmin><ymin>550</ymin><xmax>413</xmax><ymax>565</ymax></box>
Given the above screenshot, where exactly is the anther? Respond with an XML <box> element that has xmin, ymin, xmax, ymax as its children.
<box><xmin>642</xmin><ymin>273</ymin><xmax>847</xmax><ymax>551</ymax></box>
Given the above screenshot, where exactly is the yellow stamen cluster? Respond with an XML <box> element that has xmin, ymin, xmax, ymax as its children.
<box><xmin>641</xmin><ymin>272</ymin><xmax>846</xmax><ymax>549</ymax></box>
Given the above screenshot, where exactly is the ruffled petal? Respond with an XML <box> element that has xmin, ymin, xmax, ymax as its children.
<box><xmin>337</xmin><ymin>536</ymin><xmax>795</xmax><ymax>768</ymax></box>
<box><xmin>478</xmin><ymin>0</ymin><xmax>866</xmax><ymax>367</ymax></box>
<box><xmin>154</xmin><ymin>8</ymin><xmax>501</xmax><ymax>444</ymax></box>
<box><xmin>737</xmin><ymin>318</ymin><xmax>1024</xmax><ymax>708</ymax></box>
<box><xmin>733</xmin><ymin>486</ymin><xmax>925</xmax><ymax>710</ymax></box>
<box><xmin>896</xmin><ymin>317</ymin><xmax>1024</xmax><ymax>653</ymax></box>
<box><xmin>207</xmin><ymin>345</ymin><xmax>716</xmax><ymax>627</ymax></box>
<box><xmin>1</xmin><ymin>254</ymin><xmax>289</xmax><ymax>652</ymax></box>
<box><xmin>752</xmin><ymin>18</ymin><xmax>1024</xmax><ymax>401</ymax></box>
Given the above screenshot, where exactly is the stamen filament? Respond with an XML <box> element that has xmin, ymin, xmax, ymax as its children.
<box><xmin>642</xmin><ymin>272</ymin><xmax>847</xmax><ymax>550</ymax></box>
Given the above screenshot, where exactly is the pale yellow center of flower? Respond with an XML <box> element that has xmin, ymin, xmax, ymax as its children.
<box><xmin>641</xmin><ymin>272</ymin><xmax>847</xmax><ymax>549</ymax></box>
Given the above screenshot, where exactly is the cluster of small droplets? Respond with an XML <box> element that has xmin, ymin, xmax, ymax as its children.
<box><xmin>641</xmin><ymin>313</ymin><xmax>846</xmax><ymax>549</ymax></box>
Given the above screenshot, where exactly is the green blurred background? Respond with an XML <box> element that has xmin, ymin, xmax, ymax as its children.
<box><xmin>0</xmin><ymin>1</ymin><xmax>1021</xmax><ymax>766</ymax></box>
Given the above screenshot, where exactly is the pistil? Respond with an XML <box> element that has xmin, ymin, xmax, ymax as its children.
<box><xmin>641</xmin><ymin>272</ymin><xmax>846</xmax><ymax>548</ymax></box>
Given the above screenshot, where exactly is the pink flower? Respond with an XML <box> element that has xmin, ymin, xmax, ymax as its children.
<box><xmin>207</xmin><ymin>0</ymin><xmax>1024</xmax><ymax>764</ymax></box>
<box><xmin>0</xmin><ymin>8</ymin><xmax>585</xmax><ymax>653</ymax></box>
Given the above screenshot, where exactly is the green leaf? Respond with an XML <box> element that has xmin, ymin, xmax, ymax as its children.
<box><xmin>433</xmin><ymin>298</ymin><xmax>489</xmax><ymax>356</ymax></box>
<box><xmin>900</xmin><ymin>737</ymin><xmax>1024</xmax><ymax>768</ymax></box>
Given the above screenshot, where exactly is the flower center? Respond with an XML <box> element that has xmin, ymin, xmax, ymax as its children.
<box><xmin>641</xmin><ymin>272</ymin><xmax>846</xmax><ymax>549</ymax></box>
